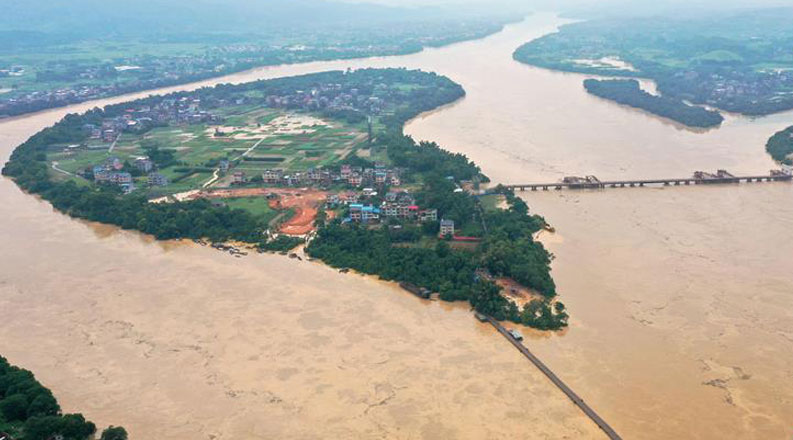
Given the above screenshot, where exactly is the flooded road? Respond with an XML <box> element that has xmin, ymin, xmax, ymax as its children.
<box><xmin>1</xmin><ymin>12</ymin><xmax>791</xmax><ymax>440</ymax></box>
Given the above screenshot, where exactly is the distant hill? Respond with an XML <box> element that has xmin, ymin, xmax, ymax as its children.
<box><xmin>0</xmin><ymin>0</ymin><xmax>491</xmax><ymax>37</ymax></box>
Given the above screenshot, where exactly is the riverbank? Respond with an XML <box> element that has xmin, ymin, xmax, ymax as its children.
<box><xmin>402</xmin><ymin>13</ymin><xmax>793</xmax><ymax>440</ymax></box>
<box><xmin>583</xmin><ymin>79</ymin><xmax>724</xmax><ymax>128</ymax></box>
<box><xmin>0</xmin><ymin>210</ymin><xmax>603</xmax><ymax>439</ymax></box>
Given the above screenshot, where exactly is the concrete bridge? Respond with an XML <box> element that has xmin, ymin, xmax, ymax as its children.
<box><xmin>503</xmin><ymin>170</ymin><xmax>792</xmax><ymax>192</ymax></box>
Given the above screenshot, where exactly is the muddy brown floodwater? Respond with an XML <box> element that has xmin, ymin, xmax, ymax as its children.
<box><xmin>0</xmin><ymin>12</ymin><xmax>791</xmax><ymax>440</ymax></box>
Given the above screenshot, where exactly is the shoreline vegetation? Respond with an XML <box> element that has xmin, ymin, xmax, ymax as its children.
<box><xmin>766</xmin><ymin>126</ymin><xmax>793</xmax><ymax>166</ymax></box>
<box><xmin>0</xmin><ymin>355</ymin><xmax>126</xmax><ymax>440</ymax></box>
<box><xmin>583</xmin><ymin>79</ymin><xmax>724</xmax><ymax>128</ymax></box>
<box><xmin>2</xmin><ymin>68</ymin><xmax>569</xmax><ymax>333</ymax></box>
<box><xmin>512</xmin><ymin>9</ymin><xmax>793</xmax><ymax>130</ymax></box>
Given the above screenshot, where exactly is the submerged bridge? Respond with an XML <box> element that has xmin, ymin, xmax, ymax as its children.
<box><xmin>487</xmin><ymin>317</ymin><xmax>623</xmax><ymax>440</ymax></box>
<box><xmin>504</xmin><ymin>169</ymin><xmax>792</xmax><ymax>192</ymax></box>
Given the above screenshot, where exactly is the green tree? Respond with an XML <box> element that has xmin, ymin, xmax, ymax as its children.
<box><xmin>100</xmin><ymin>426</ymin><xmax>129</xmax><ymax>440</ymax></box>
<box><xmin>0</xmin><ymin>394</ymin><xmax>28</xmax><ymax>421</ymax></box>
<box><xmin>27</xmin><ymin>392</ymin><xmax>60</xmax><ymax>418</ymax></box>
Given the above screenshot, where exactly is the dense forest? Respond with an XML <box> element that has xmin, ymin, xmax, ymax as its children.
<box><xmin>514</xmin><ymin>9</ymin><xmax>793</xmax><ymax>116</ymax></box>
<box><xmin>583</xmin><ymin>79</ymin><xmax>724</xmax><ymax>128</ymax></box>
<box><xmin>0</xmin><ymin>356</ymin><xmax>126</xmax><ymax>440</ymax></box>
<box><xmin>3</xmin><ymin>67</ymin><xmax>567</xmax><ymax>330</ymax></box>
<box><xmin>766</xmin><ymin>126</ymin><xmax>793</xmax><ymax>165</ymax></box>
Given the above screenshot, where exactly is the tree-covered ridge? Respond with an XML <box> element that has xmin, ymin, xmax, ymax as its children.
<box><xmin>766</xmin><ymin>126</ymin><xmax>793</xmax><ymax>166</ymax></box>
<box><xmin>0</xmin><ymin>355</ymin><xmax>126</xmax><ymax>440</ymax></box>
<box><xmin>583</xmin><ymin>79</ymin><xmax>724</xmax><ymax>128</ymax></box>
<box><xmin>514</xmin><ymin>9</ymin><xmax>793</xmax><ymax>117</ymax></box>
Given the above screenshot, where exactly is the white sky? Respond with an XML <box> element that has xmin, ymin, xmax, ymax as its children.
<box><xmin>341</xmin><ymin>0</ymin><xmax>793</xmax><ymax>13</ymax></box>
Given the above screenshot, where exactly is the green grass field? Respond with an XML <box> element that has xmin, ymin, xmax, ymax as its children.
<box><xmin>479</xmin><ymin>194</ymin><xmax>505</xmax><ymax>212</ymax></box>
<box><xmin>44</xmin><ymin>107</ymin><xmax>368</xmax><ymax>196</ymax></box>
<box><xmin>222</xmin><ymin>197</ymin><xmax>279</xmax><ymax>224</ymax></box>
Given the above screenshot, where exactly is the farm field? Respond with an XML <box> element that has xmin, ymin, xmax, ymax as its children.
<box><xmin>44</xmin><ymin>106</ymin><xmax>369</xmax><ymax>197</ymax></box>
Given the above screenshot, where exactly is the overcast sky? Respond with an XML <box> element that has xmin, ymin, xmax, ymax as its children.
<box><xmin>341</xmin><ymin>0</ymin><xmax>793</xmax><ymax>16</ymax></box>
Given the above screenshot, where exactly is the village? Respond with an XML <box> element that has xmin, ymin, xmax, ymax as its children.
<box><xmin>41</xmin><ymin>71</ymin><xmax>472</xmax><ymax>243</ymax></box>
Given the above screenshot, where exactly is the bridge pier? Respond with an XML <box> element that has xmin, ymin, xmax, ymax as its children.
<box><xmin>507</xmin><ymin>173</ymin><xmax>789</xmax><ymax>193</ymax></box>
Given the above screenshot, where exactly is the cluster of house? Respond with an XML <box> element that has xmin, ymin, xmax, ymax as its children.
<box><xmin>88</xmin><ymin>156</ymin><xmax>169</xmax><ymax>193</ymax></box>
<box><xmin>80</xmin><ymin>97</ymin><xmax>223</xmax><ymax>142</ymax></box>
<box><xmin>338</xmin><ymin>189</ymin><xmax>441</xmax><ymax>227</ymax></box>
<box><xmin>0</xmin><ymin>54</ymin><xmax>246</xmax><ymax>118</ymax></box>
<box><xmin>677</xmin><ymin>69</ymin><xmax>793</xmax><ymax>105</ymax></box>
<box><xmin>91</xmin><ymin>157</ymin><xmax>135</xmax><ymax>193</ymax></box>
<box><xmin>265</xmin><ymin>83</ymin><xmax>387</xmax><ymax>115</ymax></box>
<box><xmin>238</xmin><ymin>163</ymin><xmax>402</xmax><ymax>189</ymax></box>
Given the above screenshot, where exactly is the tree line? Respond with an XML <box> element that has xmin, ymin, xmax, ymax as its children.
<box><xmin>583</xmin><ymin>79</ymin><xmax>724</xmax><ymax>128</ymax></box>
<box><xmin>766</xmin><ymin>126</ymin><xmax>793</xmax><ymax>165</ymax></box>
<box><xmin>0</xmin><ymin>355</ymin><xmax>126</xmax><ymax>440</ymax></box>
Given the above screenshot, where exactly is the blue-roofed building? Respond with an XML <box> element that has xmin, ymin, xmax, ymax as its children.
<box><xmin>92</xmin><ymin>165</ymin><xmax>110</xmax><ymax>182</ymax></box>
<box><xmin>349</xmin><ymin>204</ymin><xmax>380</xmax><ymax>224</ymax></box>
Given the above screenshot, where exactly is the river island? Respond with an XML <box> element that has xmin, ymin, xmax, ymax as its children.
<box><xmin>2</xmin><ymin>68</ymin><xmax>568</xmax><ymax>333</ymax></box>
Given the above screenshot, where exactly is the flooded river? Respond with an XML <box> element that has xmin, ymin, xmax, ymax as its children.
<box><xmin>1</xmin><ymin>12</ymin><xmax>791</xmax><ymax>440</ymax></box>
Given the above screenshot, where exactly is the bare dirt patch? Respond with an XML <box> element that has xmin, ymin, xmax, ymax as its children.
<box><xmin>190</xmin><ymin>187</ymin><xmax>328</xmax><ymax>236</ymax></box>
